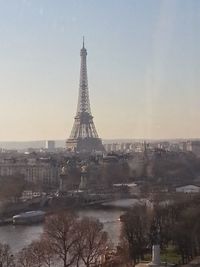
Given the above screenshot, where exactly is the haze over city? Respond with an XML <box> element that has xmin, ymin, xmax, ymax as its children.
<box><xmin>0</xmin><ymin>0</ymin><xmax>200</xmax><ymax>141</ymax></box>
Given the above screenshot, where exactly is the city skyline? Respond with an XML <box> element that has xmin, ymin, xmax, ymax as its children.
<box><xmin>0</xmin><ymin>0</ymin><xmax>200</xmax><ymax>141</ymax></box>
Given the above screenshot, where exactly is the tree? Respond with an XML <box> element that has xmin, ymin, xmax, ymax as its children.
<box><xmin>0</xmin><ymin>175</ymin><xmax>25</xmax><ymax>202</ymax></box>
<box><xmin>17</xmin><ymin>247</ymin><xmax>35</xmax><ymax>267</ymax></box>
<box><xmin>43</xmin><ymin>212</ymin><xmax>78</xmax><ymax>267</ymax></box>
<box><xmin>16</xmin><ymin>213</ymin><xmax>110</xmax><ymax>267</ymax></box>
<box><xmin>120</xmin><ymin>205</ymin><xmax>151</xmax><ymax>265</ymax></box>
<box><xmin>172</xmin><ymin>206</ymin><xmax>200</xmax><ymax>264</ymax></box>
<box><xmin>17</xmin><ymin>240</ymin><xmax>55</xmax><ymax>267</ymax></box>
<box><xmin>76</xmin><ymin>217</ymin><xmax>109</xmax><ymax>267</ymax></box>
<box><xmin>37</xmin><ymin>239</ymin><xmax>55</xmax><ymax>267</ymax></box>
<box><xmin>0</xmin><ymin>243</ymin><xmax>15</xmax><ymax>267</ymax></box>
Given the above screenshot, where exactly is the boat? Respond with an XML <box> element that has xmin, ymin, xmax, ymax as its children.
<box><xmin>12</xmin><ymin>210</ymin><xmax>46</xmax><ymax>225</ymax></box>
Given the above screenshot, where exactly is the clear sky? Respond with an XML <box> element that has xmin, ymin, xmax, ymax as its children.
<box><xmin>0</xmin><ymin>0</ymin><xmax>199</xmax><ymax>141</ymax></box>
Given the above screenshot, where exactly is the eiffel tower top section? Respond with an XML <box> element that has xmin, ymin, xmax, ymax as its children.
<box><xmin>76</xmin><ymin>36</ymin><xmax>91</xmax><ymax>115</ymax></box>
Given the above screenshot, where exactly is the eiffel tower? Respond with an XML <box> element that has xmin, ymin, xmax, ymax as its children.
<box><xmin>66</xmin><ymin>39</ymin><xmax>104</xmax><ymax>153</ymax></box>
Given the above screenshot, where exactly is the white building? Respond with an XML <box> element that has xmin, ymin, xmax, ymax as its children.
<box><xmin>45</xmin><ymin>140</ymin><xmax>55</xmax><ymax>152</ymax></box>
<box><xmin>186</xmin><ymin>141</ymin><xmax>200</xmax><ymax>157</ymax></box>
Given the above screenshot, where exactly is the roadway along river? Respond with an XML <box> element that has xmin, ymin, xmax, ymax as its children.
<box><xmin>0</xmin><ymin>208</ymin><xmax>124</xmax><ymax>253</ymax></box>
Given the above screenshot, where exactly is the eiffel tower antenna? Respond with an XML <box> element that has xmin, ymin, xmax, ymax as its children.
<box><xmin>66</xmin><ymin>40</ymin><xmax>104</xmax><ymax>153</ymax></box>
<box><xmin>83</xmin><ymin>36</ymin><xmax>85</xmax><ymax>48</ymax></box>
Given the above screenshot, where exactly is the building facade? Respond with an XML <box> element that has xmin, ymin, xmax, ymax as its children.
<box><xmin>0</xmin><ymin>156</ymin><xmax>60</xmax><ymax>187</ymax></box>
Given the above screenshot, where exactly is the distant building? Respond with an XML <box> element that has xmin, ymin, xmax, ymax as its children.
<box><xmin>186</xmin><ymin>141</ymin><xmax>200</xmax><ymax>157</ymax></box>
<box><xmin>104</xmin><ymin>143</ymin><xmax>112</xmax><ymax>152</ymax></box>
<box><xmin>0</xmin><ymin>157</ymin><xmax>60</xmax><ymax>187</ymax></box>
<box><xmin>113</xmin><ymin>182</ymin><xmax>139</xmax><ymax>195</ymax></box>
<box><xmin>45</xmin><ymin>140</ymin><xmax>55</xmax><ymax>152</ymax></box>
<box><xmin>20</xmin><ymin>190</ymin><xmax>45</xmax><ymax>201</ymax></box>
<box><xmin>179</xmin><ymin>141</ymin><xmax>188</xmax><ymax>152</ymax></box>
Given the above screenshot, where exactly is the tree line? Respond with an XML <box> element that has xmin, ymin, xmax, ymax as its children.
<box><xmin>120</xmin><ymin>194</ymin><xmax>200</xmax><ymax>265</ymax></box>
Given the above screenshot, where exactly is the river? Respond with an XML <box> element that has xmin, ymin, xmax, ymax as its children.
<box><xmin>0</xmin><ymin>208</ymin><xmax>124</xmax><ymax>253</ymax></box>
<box><xmin>0</xmin><ymin>198</ymin><xmax>147</xmax><ymax>253</ymax></box>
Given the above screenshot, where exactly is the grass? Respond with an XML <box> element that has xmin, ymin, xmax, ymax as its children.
<box><xmin>144</xmin><ymin>246</ymin><xmax>181</xmax><ymax>265</ymax></box>
<box><xmin>161</xmin><ymin>247</ymin><xmax>181</xmax><ymax>264</ymax></box>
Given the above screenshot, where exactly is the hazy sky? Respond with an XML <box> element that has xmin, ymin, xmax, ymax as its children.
<box><xmin>0</xmin><ymin>0</ymin><xmax>200</xmax><ymax>141</ymax></box>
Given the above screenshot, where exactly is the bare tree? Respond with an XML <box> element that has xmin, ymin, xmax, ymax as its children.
<box><xmin>0</xmin><ymin>243</ymin><xmax>15</xmax><ymax>267</ymax></box>
<box><xmin>37</xmin><ymin>239</ymin><xmax>55</xmax><ymax>267</ymax></box>
<box><xmin>17</xmin><ymin>248</ymin><xmax>31</xmax><ymax>267</ymax></box>
<box><xmin>76</xmin><ymin>217</ymin><xmax>109</xmax><ymax>267</ymax></box>
<box><xmin>120</xmin><ymin>205</ymin><xmax>151</xmax><ymax>265</ymax></box>
<box><xmin>17</xmin><ymin>239</ymin><xmax>55</xmax><ymax>267</ymax></box>
<box><xmin>43</xmin><ymin>212</ymin><xmax>78</xmax><ymax>267</ymax></box>
<box><xmin>29</xmin><ymin>241</ymin><xmax>44</xmax><ymax>267</ymax></box>
<box><xmin>17</xmin><ymin>247</ymin><xmax>34</xmax><ymax>267</ymax></box>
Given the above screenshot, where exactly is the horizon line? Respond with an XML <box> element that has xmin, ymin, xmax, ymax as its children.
<box><xmin>0</xmin><ymin>137</ymin><xmax>200</xmax><ymax>143</ymax></box>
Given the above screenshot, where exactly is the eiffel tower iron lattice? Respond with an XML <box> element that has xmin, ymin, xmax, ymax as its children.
<box><xmin>66</xmin><ymin>39</ymin><xmax>104</xmax><ymax>153</ymax></box>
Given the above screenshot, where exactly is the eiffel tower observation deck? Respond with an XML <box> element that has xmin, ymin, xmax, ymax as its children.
<box><xmin>66</xmin><ymin>39</ymin><xmax>104</xmax><ymax>153</ymax></box>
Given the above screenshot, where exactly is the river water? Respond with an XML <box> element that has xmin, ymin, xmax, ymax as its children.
<box><xmin>0</xmin><ymin>198</ymin><xmax>146</xmax><ymax>253</ymax></box>
<box><xmin>0</xmin><ymin>208</ymin><xmax>124</xmax><ymax>253</ymax></box>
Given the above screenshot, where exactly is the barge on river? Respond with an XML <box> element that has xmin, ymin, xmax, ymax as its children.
<box><xmin>13</xmin><ymin>210</ymin><xmax>45</xmax><ymax>225</ymax></box>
